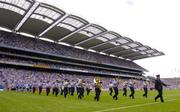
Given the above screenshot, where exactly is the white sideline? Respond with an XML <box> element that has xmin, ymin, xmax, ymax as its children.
<box><xmin>93</xmin><ymin>99</ymin><xmax>176</xmax><ymax>112</ymax></box>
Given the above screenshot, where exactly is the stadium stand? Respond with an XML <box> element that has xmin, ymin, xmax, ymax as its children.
<box><xmin>0</xmin><ymin>68</ymin><xmax>147</xmax><ymax>90</ymax></box>
<box><xmin>0</xmin><ymin>30</ymin><xmax>146</xmax><ymax>76</ymax></box>
<box><xmin>0</xmin><ymin>0</ymin><xmax>164</xmax><ymax>90</ymax></box>
<box><xmin>161</xmin><ymin>78</ymin><xmax>180</xmax><ymax>89</ymax></box>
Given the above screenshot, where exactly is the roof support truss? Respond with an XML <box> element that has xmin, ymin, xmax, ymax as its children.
<box><xmin>100</xmin><ymin>41</ymin><xmax>133</xmax><ymax>53</ymax></box>
<box><xmin>113</xmin><ymin>47</ymin><xmax>151</xmax><ymax>57</ymax></box>
<box><xmin>130</xmin><ymin>51</ymin><xmax>163</xmax><ymax>60</ymax></box>
<box><xmin>0</xmin><ymin>1</ymin><xmax>27</xmax><ymax>11</ymax></box>
<box><xmin>58</xmin><ymin>24</ymin><xmax>91</xmax><ymax>42</ymax></box>
<box><xmin>74</xmin><ymin>31</ymin><xmax>108</xmax><ymax>46</ymax></box>
<box><xmin>130</xmin><ymin>55</ymin><xmax>149</xmax><ymax>60</ymax></box>
<box><xmin>88</xmin><ymin>36</ymin><xmax>123</xmax><ymax>49</ymax></box>
<box><xmin>111</xmin><ymin>45</ymin><xmax>148</xmax><ymax>55</ymax></box>
<box><xmin>110</xmin><ymin>45</ymin><xmax>142</xmax><ymax>55</ymax></box>
<box><xmin>38</xmin><ymin>14</ymin><xmax>69</xmax><ymax>37</ymax></box>
<box><xmin>117</xmin><ymin>52</ymin><xmax>141</xmax><ymax>57</ymax></box>
<box><xmin>112</xmin><ymin>49</ymin><xmax>134</xmax><ymax>55</ymax></box>
<box><xmin>14</xmin><ymin>2</ymin><xmax>39</xmax><ymax>31</ymax></box>
<box><xmin>119</xmin><ymin>48</ymin><xmax>154</xmax><ymax>59</ymax></box>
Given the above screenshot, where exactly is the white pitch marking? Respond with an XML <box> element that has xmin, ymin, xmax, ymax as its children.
<box><xmin>93</xmin><ymin>99</ymin><xmax>176</xmax><ymax>112</ymax></box>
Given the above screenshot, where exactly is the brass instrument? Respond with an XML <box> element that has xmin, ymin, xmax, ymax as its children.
<box><xmin>94</xmin><ymin>77</ymin><xmax>102</xmax><ymax>89</ymax></box>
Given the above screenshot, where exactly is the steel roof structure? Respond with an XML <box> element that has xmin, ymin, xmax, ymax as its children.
<box><xmin>0</xmin><ymin>0</ymin><xmax>164</xmax><ymax>60</ymax></box>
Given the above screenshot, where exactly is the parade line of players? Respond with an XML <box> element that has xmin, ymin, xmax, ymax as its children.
<box><xmin>12</xmin><ymin>75</ymin><xmax>168</xmax><ymax>102</ymax></box>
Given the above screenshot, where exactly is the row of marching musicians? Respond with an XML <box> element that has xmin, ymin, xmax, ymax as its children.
<box><xmin>14</xmin><ymin>75</ymin><xmax>168</xmax><ymax>102</ymax></box>
<box><xmin>29</xmin><ymin>78</ymin><xmax>149</xmax><ymax>102</ymax></box>
<box><xmin>16</xmin><ymin>78</ymin><xmax>148</xmax><ymax>101</ymax></box>
<box><xmin>108</xmin><ymin>78</ymin><xmax>147</xmax><ymax>100</ymax></box>
<box><xmin>108</xmin><ymin>75</ymin><xmax>168</xmax><ymax>103</ymax></box>
<box><xmin>31</xmin><ymin>79</ymin><xmax>93</xmax><ymax>99</ymax></box>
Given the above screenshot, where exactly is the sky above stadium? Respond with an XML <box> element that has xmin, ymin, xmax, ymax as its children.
<box><xmin>38</xmin><ymin>0</ymin><xmax>180</xmax><ymax>78</ymax></box>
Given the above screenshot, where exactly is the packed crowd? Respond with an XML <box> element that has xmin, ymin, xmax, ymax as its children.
<box><xmin>0</xmin><ymin>68</ymin><xmax>147</xmax><ymax>91</ymax></box>
<box><xmin>0</xmin><ymin>30</ymin><xmax>144</xmax><ymax>71</ymax></box>
<box><xmin>0</xmin><ymin>56</ymin><xmax>140</xmax><ymax>76</ymax></box>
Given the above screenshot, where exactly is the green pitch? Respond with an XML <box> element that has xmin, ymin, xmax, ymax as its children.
<box><xmin>0</xmin><ymin>90</ymin><xmax>179</xmax><ymax>112</ymax></box>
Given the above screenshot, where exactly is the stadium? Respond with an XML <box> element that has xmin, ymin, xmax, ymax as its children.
<box><xmin>0</xmin><ymin>0</ymin><xmax>179</xmax><ymax>112</ymax></box>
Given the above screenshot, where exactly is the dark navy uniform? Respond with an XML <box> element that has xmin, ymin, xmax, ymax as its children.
<box><xmin>77</xmin><ymin>79</ymin><xmax>84</xmax><ymax>99</ymax></box>
<box><xmin>76</xmin><ymin>81</ymin><xmax>79</xmax><ymax>95</ymax></box>
<box><xmin>70</xmin><ymin>80</ymin><xmax>75</xmax><ymax>96</ymax></box>
<box><xmin>86</xmin><ymin>82</ymin><xmax>92</xmax><ymax>96</ymax></box>
<box><xmin>143</xmin><ymin>81</ymin><xmax>148</xmax><ymax>98</ymax></box>
<box><xmin>46</xmin><ymin>81</ymin><xmax>51</xmax><ymax>96</ymax></box>
<box><xmin>94</xmin><ymin>79</ymin><xmax>102</xmax><ymax>102</ymax></box>
<box><xmin>32</xmin><ymin>82</ymin><xmax>37</xmax><ymax>94</ymax></box>
<box><xmin>129</xmin><ymin>80</ymin><xmax>135</xmax><ymax>99</ymax></box>
<box><xmin>63</xmin><ymin>80</ymin><xmax>69</xmax><ymax>98</ymax></box>
<box><xmin>155</xmin><ymin>75</ymin><xmax>167</xmax><ymax>102</ymax></box>
<box><xmin>60</xmin><ymin>81</ymin><xmax>64</xmax><ymax>95</ymax></box>
<box><xmin>52</xmin><ymin>82</ymin><xmax>55</xmax><ymax>95</ymax></box>
<box><xmin>54</xmin><ymin>82</ymin><xmax>59</xmax><ymax>97</ymax></box>
<box><xmin>123</xmin><ymin>81</ymin><xmax>128</xmax><ymax>96</ymax></box>
<box><xmin>112</xmin><ymin>79</ymin><xmax>119</xmax><ymax>100</ymax></box>
<box><xmin>38</xmin><ymin>83</ymin><xmax>43</xmax><ymax>95</ymax></box>
<box><xmin>109</xmin><ymin>82</ymin><xmax>113</xmax><ymax>96</ymax></box>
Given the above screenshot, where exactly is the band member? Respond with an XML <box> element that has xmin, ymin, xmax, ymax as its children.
<box><xmin>109</xmin><ymin>81</ymin><xmax>113</xmax><ymax>96</ymax></box>
<box><xmin>70</xmin><ymin>80</ymin><xmax>75</xmax><ymax>96</ymax></box>
<box><xmin>129</xmin><ymin>80</ymin><xmax>135</xmax><ymax>99</ymax></box>
<box><xmin>63</xmin><ymin>79</ymin><xmax>69</xmax><ymax>98</ymax></box>
<box><xmin>46</xmin><ymin>81</ymin><xmax>51</xmax><ymax>96</ymax></box>
<box><xmin>155</xmin><ymin>74</ymin><xmax>168</xmax><ymax>102</ymax></box>
<box><xmin>54</xmin><ymin>80</ymin><xmax>59</xmax><ymax>97</ymax></box>
<box><xmin>16</xmin><ymin>83</ymin><xmax>20</xmax><ymax>92</ymax></box>
<box><xmin>38</xmin><ymin>81</ymin><xmax>43</xmax><ymax>95</ymax></box>
<box><xmin>82</xmin><ymin>81</ymin><xmax>85</xmax><ymax>98</ymax></box>
<box><xmin>123</xmin><ymin>81</ymin><xmax>128</xmax><ymax>96</ymax></box>
<box><xmin>112</xmin><ymin>78</ymin><xmax>119</xmax><ymax>100</ymax></box>
<box><xmin>25</xmin><ymin>83</ymin><xmax>30</xmax><ymax>92</ymax></box>
<box><xmin>143</xmin><ymin>80</ymin><xmax>148</xmax><ymax>98</ymax></box>
<box><xmin>68</xmin><ymin>81</ymin><xmax>71</xmax><ymax>95</ymax></box>
<box><xmin>77</xmin><ymin>79</ymin><xmax>84</xmax><ymax>99</ymax></box>
<box><xmin>60</xmin><ymin>81</ymin><xmax>64</xmax><ymax>95</ymax></box>
<box><xmin>94</xmin><ymin>78</ymin><xmax>102</xmax><ymax>102</ymax></box>
<box><xmin>52</xmin><ymin>82</ymin><xmax>55</xmax><ymax>95</ymax></box>
<box><xmin>29</xmin><ymin>84</ymin><xmax>32</xmax><ymax>93</ymax></box>
<box><xmin>32</xmin><ymin>81</ymin><xmax>37</xmax><ymax>94</ymax></box>
<box><xmin>86</xmin><ymin>81</ymin><xmax>92</xmax><ymax>96</ymax></box>
<box><xmin>76</xmin><ymin>80</ymin><xmax>80</xmax><ymax>95</ymax></box>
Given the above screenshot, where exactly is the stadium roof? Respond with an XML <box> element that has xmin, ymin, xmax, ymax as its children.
<box><xmin>0</xmin><ymin>0</ymin><xmax>164</xmax><ymax>60</ymax></box>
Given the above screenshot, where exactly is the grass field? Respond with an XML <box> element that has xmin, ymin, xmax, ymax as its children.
<box><xmin>0</xmin><ymin>90</ymin><xmax>179</xmax><ymax>112</ymax></box>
